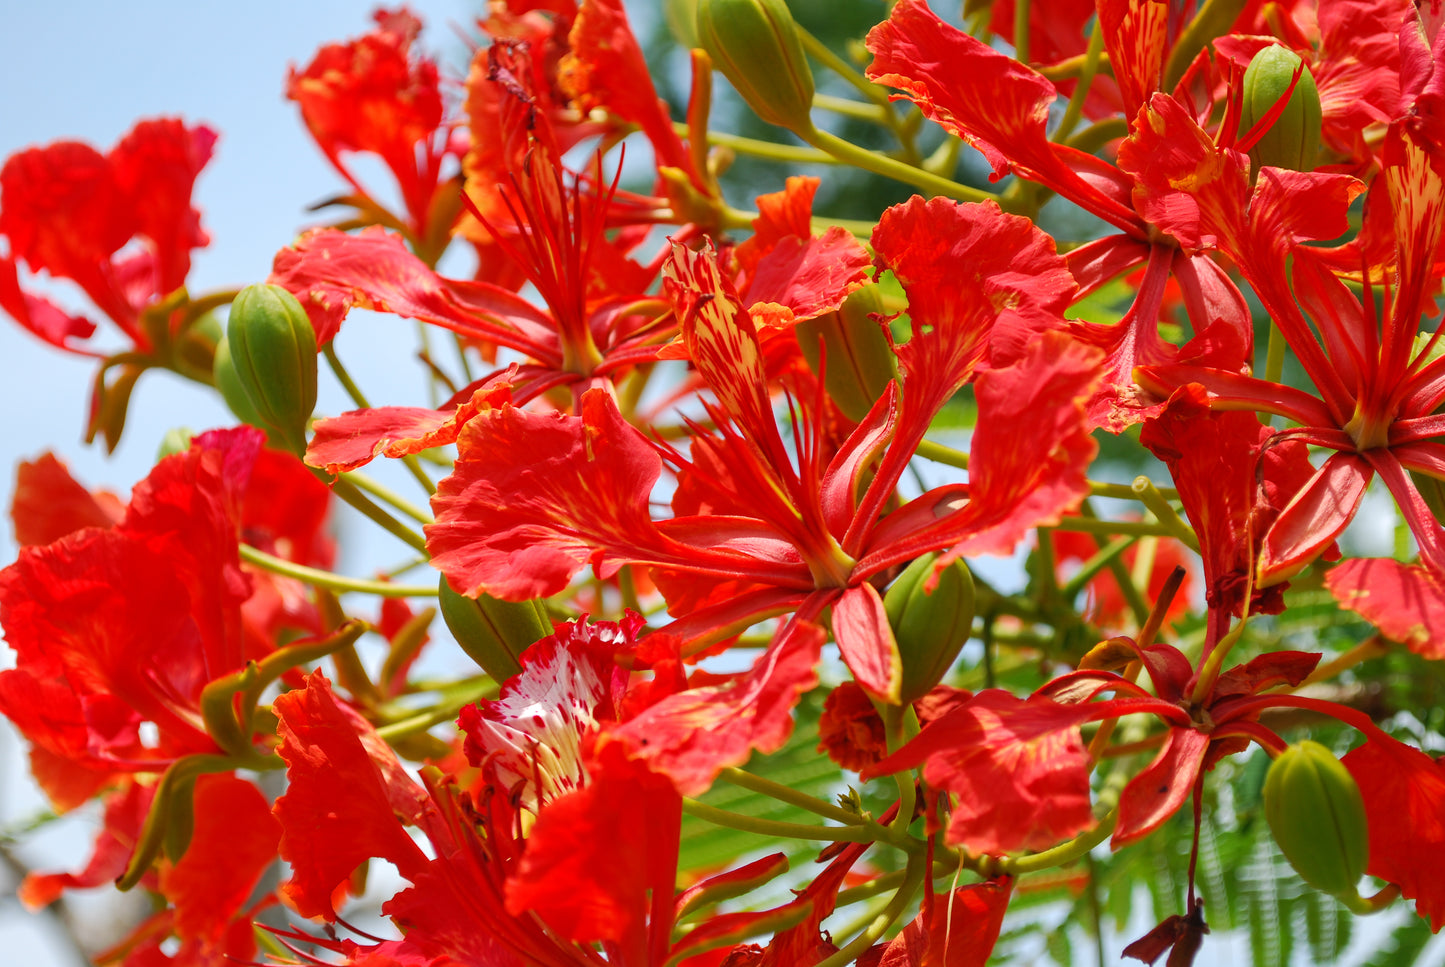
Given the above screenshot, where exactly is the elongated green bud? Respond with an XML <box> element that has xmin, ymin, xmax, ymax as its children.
<box><xmin>213</xmin><ymin>333</ymin><xmax>266</xmax><ymax>430</ymax></box>
<box><xmin>696</xmin><ymin>0</ymin><xmax>815</xmax><ymax>134</ymax></box>
<box><xmin>795</xmin><ymin>285</ymin><xmax>898</xmax><ymax>422</ymax></box>
<box><xmin>1264</xmin><ymin>740</ymin><xmax>1369</xmax><ymax>897</ymax></box>
<box><xmin>883</xmin><ymin>554</ymin><xmax>976</xmax><ymax>704</ymax></box>
<box><xmin>225</xmin><ymin>283</ymin><xmax>318</xmax><ymax>454</ymax></box>
<box><xmin>438</xmin><ymin>578</ymin><xmax>551</xmax><ymax>683</ymax></box>
<box><xmin>1238</xmin><ymin>45</ymin><xmax>1321</xmax><ymax>172</ymax></box>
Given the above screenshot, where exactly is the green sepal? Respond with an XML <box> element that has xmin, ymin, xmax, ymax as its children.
<box><xmin>883</xmin><ymin>553</ymin><xmax>976</xmax><ymax>704</ymax></box>
<box><xmin>795</xmin><ymin>285</ymin><xmax>897</xmax><ymax>423</ymax></box>
<box><xmin>696</xmin><ymin>0</ymin><xmax>815</xmax><ymax>134</ymax></box>
<box><xmin>213</xmin><ymin>333</ymin><xmax>267</xmax><ymax>429</ymax></box>
<box><xmin>1238</xmin><ymin>45</ymin><xmax>1322</xmax><ymax>172</ymax></box>
<box><xmin>225</xmin><ymin>283</ymin><xmax>319</xmax><ymax>455</ymax></box>
<box><xmin>439</xmin><ymin>577</ymin><xmax>551</xmax><ymax>683</ymax></box>
<box><xmin>1263</xmin><ymin>740</ymin><xmax>1370</xmax><ymax>898</ymax></box>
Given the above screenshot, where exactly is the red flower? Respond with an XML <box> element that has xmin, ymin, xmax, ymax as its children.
<box><xmin>0</xmin><ymin>118</ymin><xmax>215</xmax><ymax>355</ymax></box>
<box><xmin>1342</xmin><ymin>729</ymin><xmax>1445</xmax><ymax>929</ymax></box>
<box><xmin>427</xmin><ymin>200</ymin><xmax>1102</xmax><ymax>708</ymax></box>
<box><xmin>288</xmin><ymin>8</ymin><xmax>455</xmax><ymax>243</ymax></box>
<box><xmin>865</xmin><ymin>0</ymin><xmax>1260</xmax><ymax>432</ymax></box>
<box><xmin>0</xmin><ymin>428</ymin><xmax>330</xmax><ymax>807</ymax></box>
<box><xmin>1139</xmin><ymin>129</ymin><xmax>1445</xmax><ymax>595</ymax></box>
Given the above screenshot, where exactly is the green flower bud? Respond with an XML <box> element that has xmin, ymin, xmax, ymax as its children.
<box><xmin>696</xmin><ymin>0</ymin><xmax>815</xmax><ymax>134</ymax></box>
<box><xmin>225</xmin><ymin>283</ymin><xmax>318</xmax><ymax>454</ymax></box>
<box><xmin>1238</xmin><ymin>45</ymin><xmax>1322</xmax><ymax>172</ymax></box>
<box><xmin>883</xmin><ymin>554</ymin><xmax>976</xmax><ymax>704</ymax></box>
<box><xmin>1263</xmin><ymin>740</ymin><xmax>1369</xmax><ymax>897</ymax></box>
<box><xmin>438</xmin><ymin>577</ymin><xmax>551</xmax><ymax>683</ymax></box>
<box><xmin>795</xmin><ymin>285</ymin><xmax>898</xmax><ymax>422</ymax></box>
<box><xmin>213</xmin><ymin>333</ymin><xmax>267</xmax><ymax>430</ymax></box>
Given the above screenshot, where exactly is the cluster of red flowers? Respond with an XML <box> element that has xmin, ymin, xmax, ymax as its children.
<box><xmin>3</xmin><ymin>0</ymin><xmax>1445</xmax><ymax>964</ymax></box>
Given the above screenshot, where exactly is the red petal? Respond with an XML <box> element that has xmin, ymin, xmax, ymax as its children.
<box><xmin>0</xmin><ymin>531</ymin><xmax>216</xmax><ymax>753</ymax></box>
<box><xmin>610</xmin><ymin>619</ymin><xmax>824</xmax><ymax>796</ymax></box>
<box><xmin>0</xmin><ymin>140</ymin><xmax>135</xmax><ymax>295</ymax></box>
<box><xmin>561</xmin><ymin>0</ymin><xmax>692</xmax><ymax>177</ymax></box>
<box><xmin>666</xmin><ymin>242</ymin><xmax>780</xmax><ymax>451</ymax></box>
<box><xmin>126</xmin><ymin>427</ymin><xmax>263</xmax><ymax>677</ymax></box>
<box><xmin>874</xmin><ymin>196</ymin><xmax>1074</xmax><ymax>387</ymax></box>
<box><xmin>736</xmin><ymin>179</ymin><xmax>871</xmax><ymax>326</ymax></box>
<box><xmin>287</xmin><ymin>15</ymin><xmax>442</xmax><ymax>178</ymax></box>
<box><xmin>1257</xmin><ymin>452</ymin><xmax>1370</xmax><ymax>586</ymax></box>
<box><xmin>506</xmin><ymin>740</ymin><xmax>681</xmax><ymax>962</ymax></box>
<box><xmin>856</xmin><ymin>332</ymin><xmax>1101</xmax><ymax>578</ymax></box>
<box><xmin>306</xmin><ymin>381</ymin><xmax>510</xmax><ymax>474</ymax></box>
<box><xmin>1327</xmin><ymin>559</ymin><xmax>1445</xmax><ymax>658</ymax></box>
<box><xmin>160</xmin><ymin>774</ymin><xmax>280</xmax><ymax>942</ymax></box>
<box><xmin>11</xmin><ymin>453</ymin><xmax>122</xmax><ymax>547</ymax></box>
<box><xmin>269</xmin><ymin>226</ymin><xmax>554</xmax><ymax>350</ymax></box>
<box><xmin>273</xmin><ymin>671</ymin><xmax>432</xmax><ymax>919</ymax></box>
<box><xmin>427</xmin><ymin>389</ymin><xmax>673</xmax><ymax>600</ymax></box>
<box><xmin>461</xmin><ymin>614</ymin><xmax>639</xmax><ymax>812</ymax></box>
<box><xmin>1342</xmin><ymin>732</ymin><xmax>1445</xmax><ymax>930</ymax></box>
<box><xmin>1141</xmin><ymin>387</ymin><xmax>1322</xmax><ymax>615</ymax></box>
<box><xmin>1097</xmin><ymin>0</ymin><xmax>1168</xmax><ymax>121</ymax></box>
<box><xmin>876</xmin><ymin>877</ymin><xmax>1013</xmax><ymax>967</ymax></box>
<box><xmin>1116</xmin><ymin>95</ymin><xmax>1252</xmax><ymax>255</ymax></box>
<box><xmin>832</xmin><ymin>583</ymin><xmax>902</xmax><ymax>704</ymax></box>
<box><xmin>1212</xmin><ymin>651</ymin><xmax>1321</xmax><ymax>698</ymax></box>
<box><xmin>108</xmin><ymin>118</ymin><xmax>216</xmax><ymax>294</ymax></box>
<box><xmin>1114</xmin><ymin>727</ymin><xmax>1210</xmax><ymax>847</ymax></box>
<box><xmin>866</xmin><ymin>690</ymin><xmax>1096</xmax><ymax>855</ymax></box>
<box><xmin>18</xmin><ymin>782</ymin><xmax>151</xmax><ymax>909</ymax></box>
<box><xmin>944</xmin><ymin>332</ymin><xmax>1101</xmax><ymax>559</ymax></box>
<box><xmin>0</xmin><ymin>255</ymin><xmax>98</xmax><ymax>353</ymax></box>
<box><xmin>865</xmin><ymin>0</ymin><xmax>1136</xmax><ymax>228</ymax></box>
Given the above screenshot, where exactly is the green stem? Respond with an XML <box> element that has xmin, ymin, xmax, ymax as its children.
<box><xmin>374</xmin><ymin>678</ymin><xmax>497</xmax><ymax>741</ymax></box>
<box><xmin>879</xmin><ymin>703</ymin><xmax>921</xmax><ymax>836</ymax></box>
<box><xmin>999</xmin><ymin>809</ymin><xmax>1119</xmax><ymax>875</ymax></box>
<box><xmin>1059</xmin><ymin>535</ymin><xmax>1137</xmax><ymax>601</ymax></box>
<box><xmin>240</xmin><ymin>544</ymin><xmax>437</xmax><ymax>596</ymax></box>
<box><xmin>324</xmin><ymin>342</ymin><xmax>372</xmax><ymax>408</ymax></box>
<box><xmin>915</xmin><ymin>438</ymin><xmax>969</xmax><ymax>470</ymax></box>
<box><xmin>813</xmin><ymin>93</ymin><xmax>890</xmax><ymax>123</ymax></box>
<box><xmin>1052</xmin><ymin>17</ymin><xmax>1108</xmax><ymax>143</ymax></box>
<box><xmin>326</xmin><ymin>474</ymin><xmax>430</xmax><ymax>553</ymax></box>
<box><xmin>811</xmin><ymin>214</ymin><xmax>886</xmax><ymax>238</ymax></box>
<box><xmin>343</xmin><ymin>470</ymin><xmax>434</xmax><ymax>524</ymax></box>
<box><xmin>1077</xmin><ymin>502</ymin><xmax>1152</xmax><ymax>625</ymax></box>
<box><xmin>1089</xmin><ymin>480</ymin><xmax>1179</xmax><ymax>501</ymax></box>
<box><xmin>1161</xmin><ymin>0</ymin><xmax>1249</xmax><ymax>93</ymax></box>
<box><xmin>324</xmin><ymin>343</ymin><xmax>436</xmax><ymax>495</ymax></box>
<box><xmin>797</xmin><ymin>26</ymin><xmax>917</xmax><ymax>156</ymax></box>
<box><xmin>804</xmin><ymin>126</ymin><xmax>995</xmax><ymax>204</ymax></box>
<box><xmin>679</xmin><ymin>124</ymin><xmax>837</xmax><ymax>165</ymax></box>
<box><xmin>1067</xmin><ymin>117</ymin><xmax>1128</xmax><ymax>154</ymax></box>
<box><xmin>1264</xmin><ymin>319</ymin><xmax>1286</xmax><ymax>385</ymax></box>
<box><xmin>1131</xmin><ymin>476</ymin><xmax>1200</xmax><ymax>553</ymax></box>
<box><xmin>1292</xmin><ymin>635</ymin><xmax>1387</xmax><ymax>690</ymax></box>
<box><xmin>1013</xmin><ymin>0</ymin><xmax>1032</xmax><ymax>66</ymax></box>
<box><xmin>815</xmin><ymin>853</ymin><xmax>926</xmax><ymax>967</ymax></box>
<box><xmin>1340</xmin><ymin>884</ymin><xmax>1401</xmax><ymax>916</ymax></box>
<box><xmin>681</xmin><ymin>800</ymin><xmax>885</xmax><ymax>844</ymax></box>
<box><xmin>718</xmin><ymin>768</ymin><xmax>867</xmax><ymax>826</ymax></box>
<box><xmin>797</xmin><ymin>27</ymin><xmax>893</xmax><ymax>111</ymax></box>
<box><xmin>1052</xmin><ymin>517</ymin><xmax>1176</xmax><ymax>538</ymax></box>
